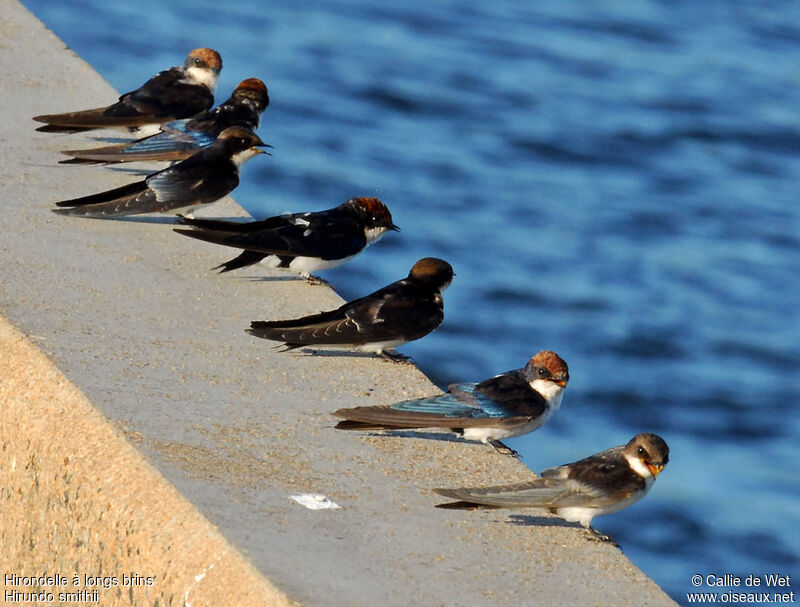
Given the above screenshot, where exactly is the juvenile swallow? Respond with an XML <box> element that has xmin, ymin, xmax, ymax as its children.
<box><xmin>60</xmin><ymin>78</ymin><xmax>269</xmax><ymax>163</ymax></box>
<box><xmin>248</xmin><ymin>257</ymin><xmax>453</xmax><ymax>358</ymax></box>
<box><xmin>33</xmin><ymin>48</ymin><xmax>222</xmax><ymax>133</ymax></box>
<box><xmin>333</xmin><ymin>351</ymin><xmax>569</xmax><ymax>456</ymax></box>
<box><xmin>434</xmin><ymin>433</ymin><xmax>669</xmax><ymax>534</ymax></box>
<box><xmin>174</xmin><ymin>197</ymin><xmax>399</xmax><ymax>277</ymax></box>
<box><xmin>52</xmin><ymin>126</ymin><xmax>267</xmax><ymax>218</ymax></box>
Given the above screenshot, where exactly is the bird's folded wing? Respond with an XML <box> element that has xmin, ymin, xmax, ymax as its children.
<box><xmin>147</xmin><ymin>161</ymin><xmax>236</xmax><ymax>206</ymax></box>
<box><xmin>434</xmin><ymin>479</ymin><xmax>609</xmax><ymax>508</ymax></box>
<box><xmin>63</xmin><ymin>126</ymin><xmax>214</xmax><ymax>163</ymax></box>
<box><xmin>122</xmin><ymin>68</ymin><xmax>212</xmax><ymax>118</ymax></box>
<box><xmin>347</xmin><ymin>288</ymin><xmax>442</xmax><ymax>341</ymax></box>
<box><xmin>176</xmin><ymin>220</ymin><xmax>362</xmax><ymax>258</ymax></box>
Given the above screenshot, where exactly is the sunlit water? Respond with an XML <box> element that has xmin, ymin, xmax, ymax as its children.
<box><xmin>23</xmin><ymin>1</ymin><xmax>800</xmax><ymax>602</ymax></box>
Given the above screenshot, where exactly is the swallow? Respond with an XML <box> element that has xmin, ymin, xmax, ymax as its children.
<box><xmin>434</xmin><ymin>433</ymin><xmax>669</xmax><ymax>536</ymax></box>
<box><xmin>248</xmin><ymin>257</ymin><xmax>453</xmax><ymax>358</ymax></box>
<box><xmin>173</xmin><ymin>196</ymin><xmax>399</xmax><ymax>277</ymax></box>
<box><xmin>52</xmin><ymin>126</ymin><xmax>267</xmax><ymax>218</ymax></box>
<box><xmin>333</xmin><ymin>351</ymin><xmax>569</xmax><ymax>456</ymax></box>
<box><xmin>33</xmin><ymin>48</ymin><xmax>222</xmax><ymax>133</ymax></box>
<box><xmin>59</xmin><ymin>78</ymin><xmax>269</xmax><ymax>164</ymax></box>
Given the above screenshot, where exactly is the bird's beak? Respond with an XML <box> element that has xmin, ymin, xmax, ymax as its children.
<box><xmin>390</xmin><ymin>224</ymin><xmax>401</xmax><ymax>232</ymax></box>
<box><xmin>645</xmin><ymin>462</ymin><xmax>664</xmax><ymax>477</ymax></box>
<box><xmin>252</xmin><ymin>147</ymin><xmax>271</xmax><ymax>156</ymax></box>
<box><xmin>554</xmin><ymin>379</ymin><xmax>568</xmax><ymax>388</ymax></box>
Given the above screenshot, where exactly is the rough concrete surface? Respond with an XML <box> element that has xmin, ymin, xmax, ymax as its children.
<box><xmin>0</xmin><ymin>1</ymin><xmax>677</xmax><ymax>605</ymax></box>
<box><xmin>0</xmin><ymin>318</ymin><xmax>295</xmax><ymax>607</ymax></box>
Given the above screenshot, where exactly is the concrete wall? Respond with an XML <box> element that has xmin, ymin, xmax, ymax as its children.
<box><xmin>0</xmin><ymin>2</ymin><xmax>676</xmax><ymax>605</ymax></box>
<box><xmin>0</xmin><ymin>318</ymin><xmax>294</xmax><ymax>606</ymax></box>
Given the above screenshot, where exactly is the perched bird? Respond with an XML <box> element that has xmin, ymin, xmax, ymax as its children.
<box><xmin>434</xmin><ymin>433</ymin><xmax>669</xmax><ymax>536</ymax></box>
<box><xmin>174</xmin><ymin>197</ymin><xmax>399</xmax><ymax>277</ymax></box>
<box><xmin>60</xmin><ymin>78</ymin><xmax>269</xmax><ymax>164</ymax></box>
<box><xmin>52</xmin><ymin>126</ymin><xmax>267</xmax><ymax>218</ymax></box>
<box><xmin>333</xmin><ymin>350</ymin><xmax>569</xmax><ymax>456</ymax></box>
<box><xmin>248</xmin><ymin>257</ymin><xmax>454</xmax><ymax>358</ymax></box>
<box><xmin>33</xmin><ymin>48</ymin><xmax>222</xmax><ymax>133</ymax></box>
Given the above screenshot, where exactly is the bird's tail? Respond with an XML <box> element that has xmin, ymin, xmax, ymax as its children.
<box><xmin>52</xmin><ymin>182</ymin><xmax>160</xmax><ymax>218</ymax></box>
<box><xmin>214</xmin><ymin>250</ymin><xmax>268</xmax><ymax>273</ymax></box>
<box><xmin>177</xmin><ymin>215</ymin><xmax>271</xmax><ymax>233</ymax></box>
<box><xmin>54</xmin><ymin>181</ymin><xmax>146</xmax><ymax>208</ymax></box>
<box><xmin>35</xmin><ymin>123</ymin><xmax>95</xmax><ymax>133</ymax></box>
<box><xmin>33</xmin><ymin>106</ymin><xmax>147</xmax><ymax>130</ymax></box>
<box><xmin>173</xmin><ymin>228</ymin><xmax>269</xmax><ymax>272</ymax></box>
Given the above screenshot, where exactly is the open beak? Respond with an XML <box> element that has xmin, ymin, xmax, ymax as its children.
<box><xmin>554</xmin><ymin>379</ymin><xmax>568</xmax><ymax>388</ymax></box>
<box><xmin>645</xmin><ymin>462</ymin><xmax>664</xmax><ymax>477</ymax></box>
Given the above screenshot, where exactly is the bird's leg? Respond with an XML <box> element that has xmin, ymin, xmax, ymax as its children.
<box><xmin>487</xmin><ymin>439</ymin><xmax>520</xmax><ymax>458</ymax></box>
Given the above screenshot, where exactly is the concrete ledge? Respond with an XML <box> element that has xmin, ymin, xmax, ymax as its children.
<box><xmin>0</xmin><ymin>318</ymin><xmax>294</xmax><ymax>606</ymax></box>
<box><xmin>1</xmin><ymin>2</ymin><xmax>676</xmax><ymax>605</ymax></box>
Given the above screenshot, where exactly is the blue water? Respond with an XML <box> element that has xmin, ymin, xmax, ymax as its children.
<box><xmin>23</xmin><ymin>1</ymin><xmax>800</xmax><ymax>603</ymax></box>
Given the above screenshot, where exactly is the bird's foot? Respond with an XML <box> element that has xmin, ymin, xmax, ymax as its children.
<box><xmin>304</xmin><ymin>274</ymin><xmax>332</xmax><ymax>287</ymax></box>
<box><xmin>487</xmin><ymin>440</ymin><xmax>520</xmax><ymax>458</ymax></box>
<box><xmin>585</xmin><ymin>527</ymin><xmax>618</xmax><ymax>546</ymax></box>
<box><xmin>378</xmin><ymin>349</ymin><xmax>413</xmax><ymax>364</ymax></box>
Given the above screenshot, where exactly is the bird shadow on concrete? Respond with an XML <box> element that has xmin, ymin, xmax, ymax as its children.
<box><xmin>340</xmin><ymin>429</ymin><xmax>522</xmax><ymax>457</ymax></box>
<box><xmin>506</xmin><ymin>514</ymin><xmax>578</xmax><ymax>529</ymax></box>
<box><xmin>241</xmin><ymin>275</ymin><xmax>301</xmax><ymax>283</ymax></box>
<box><xmin>280</xmin><ymin>348</ymin><xmax>387</xmax><ymax>359</ymax></box>
<box><xmin>102</xmin><ymin>166</ymin><xmax>157</xmax><ymax>176</ymax></box>
<box><xmin>275</xmin><ymin>348</ymin><xmax>415</xmax><ymax>364</ymax></box>
<box><xmin>83</xmin><ymin>135</ymin><xmax>131</xmax><ymax>144</ymax></box>
<box><xmin>505</xmin><ymin>515</ymin><xmax>619</xmax><ymax>545</ymax></box>
<box><xmin>244</xmin><ymin>275</ymin><xmax>334</xmax><ymax>288</ymax></box>
<box><xmin>109</xmin><ymin>215</ymin><xmax>182</xmax><ymax>224</ymax></box>
<box><xmin>350</xmin><ymin>429</ymin><xmax>486</xmax><ymax>448</ymax></box>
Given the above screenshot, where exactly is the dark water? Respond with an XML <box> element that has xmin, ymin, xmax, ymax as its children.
<box><xmin>23</xmin><ymin>1</ymin><xmax>800</xmax><ymax>603</ymax></box>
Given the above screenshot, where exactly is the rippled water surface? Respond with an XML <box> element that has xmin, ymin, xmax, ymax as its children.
<box><xmin>23</xmin><ymin>0</ymin><xmax>800</xmax><ymax>602</ymax></box>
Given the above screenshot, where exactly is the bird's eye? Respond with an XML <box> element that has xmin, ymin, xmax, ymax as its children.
<box><xmin>637</xmin><ymin>446</ymin><xmax>645</xmax><ymax>455</ymax></box>
<box><xmin>537</xmin><ymin>368</ymin><xmax>547</xmax><ymax>376</ymax></box>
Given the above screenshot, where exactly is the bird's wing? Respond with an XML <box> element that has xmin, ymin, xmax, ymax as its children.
<box><xmin>434</xmin><ymin>478</ymin><xmax>612</xmax><ymax>509</ymax></box>
<box><xmin>470</xmin><ymin>370</ymin><xmax>548</xmax><ymax>418</ymax></box>
<box><xmin>62</xmin><ymin>121</ymin><xmax>215</xmax><ymax>163</ymax></box>
<box><xmin>333</xmin><ymin>383</ymin><xmax>529</xmax><ymax>429</ymax></box>
<box><xmin>120</xmin><ymin>67</ymin><xmax>214</xmax><ymax>119</ymax></box>
<box><xmin>538</xmin><ymin>445</ymin><xmax>644</xmax><ymax>502</ymax></box>
<box><xmin>34</xmin><ymin>67</ymin><xmax>208</xmax><ymax>130</ymax></box>
<box><xmin>345</xmin><ymin>283</ymin><xmax>443</xmax><ymax>342</ymax></box>
<box><xmin>145</xmin><ymin>156</ymin><xmax>238</xmax><ymax>206</ymax></box>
